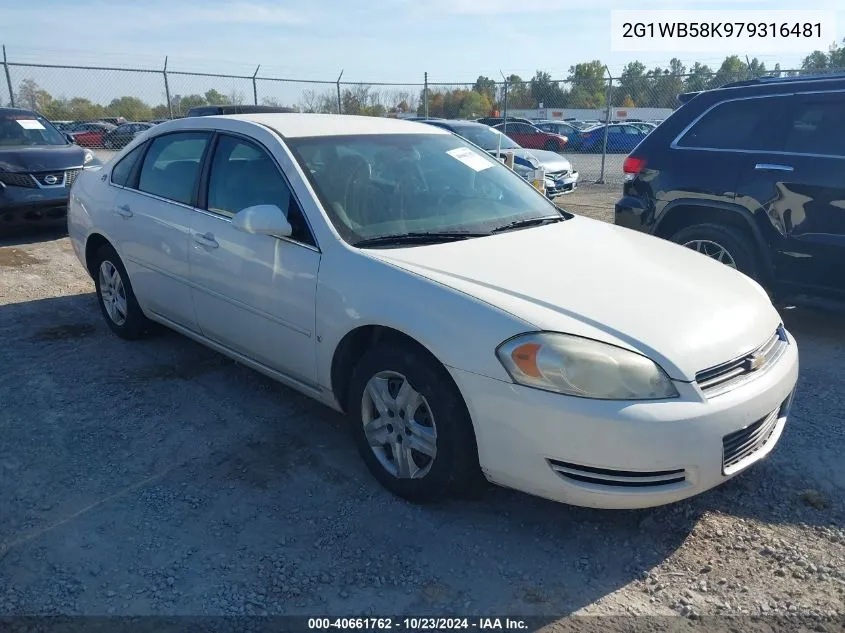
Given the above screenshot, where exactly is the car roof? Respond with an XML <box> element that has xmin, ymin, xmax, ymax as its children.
<box><xmin>180</xmin><ymin>113</ymin><xmax>452</xmax><ymax>138</ymax></box>
<box><xmin>0</xmin><ymin>107</ymin><xmax>40</xmax><ymax>116</ymax></box>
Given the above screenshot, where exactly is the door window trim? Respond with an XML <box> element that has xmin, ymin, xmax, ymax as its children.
<box><xmin>196</xmin><ymin>130</ymin><xmax>320</xmax><ymax>252</ymax></box>
<box><xmin>670</xmin><ymin>90</ymin><xmax>845</xmax><ymax>160</ymax></box>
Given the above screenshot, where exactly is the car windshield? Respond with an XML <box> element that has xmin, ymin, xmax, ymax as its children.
<box><xmin>0</xmin><ymin>113</ymin><xmax>68</xmax><ymax>147</ymax></box>
<box><xmin>287</xmin><ymin>133</ymin><xmax>566</xmax><ymax>247</ymax></box>
<box><xmin>450</xmin><ymin>125</ymin><xmax>520</xmax><ymax>151</ymax></box>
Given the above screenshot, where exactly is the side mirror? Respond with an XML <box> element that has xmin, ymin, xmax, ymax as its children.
<box><xmin>65</xmin><ymin>133</ymin><xmax>76</xmax><ymax>144</ymax></box>
<box><xmin>232</xmin><ymin>204</ymin><xmax>292</xmax><ymax>238</ymax></box>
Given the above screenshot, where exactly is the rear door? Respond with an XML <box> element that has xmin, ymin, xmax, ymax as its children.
<box><xmin>111</xmin><ymin>131</ymin><xmax>211</xmax><ymax>330</ymax></box>
<box><xmin>744</xmin><ymin>92</ymin><xmax>845</xmax><ymax>298</ymax></box>
<box><xmin>661</xmin><ymin>95</ymin><xmax>785</xmax><ymax>224</ymax></box>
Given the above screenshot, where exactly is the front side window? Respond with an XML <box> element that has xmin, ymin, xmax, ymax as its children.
<box><xmin>287</xmin><ymin>133</ymin><xmax>566</xmax><ymax>246</ymax></box>
<box><xmin>676</xmin><ymin>97</ymin><xmax>787</xmax><ymax>151</ymax></box>
<box><xmin>138</xmin><ymin>132</ymin><xmax>210</xmax><ymax>205</ymax></box>
<box><xmin>206</xmin><ymin>134</ymin><xmax>315</xmax><ymax>245</ymax></box>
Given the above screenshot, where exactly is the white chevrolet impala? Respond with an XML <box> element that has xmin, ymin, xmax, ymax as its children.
<box><xmin>68</xmin><ymin>114</ymin><xmax>799</xmax><ymax>509</ymax></box>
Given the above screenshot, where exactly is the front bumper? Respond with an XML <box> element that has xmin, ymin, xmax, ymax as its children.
<box><xmin>449</xmin><ymin>330</ymin><xmax>799</xmax><ymax>509</ymax></box>
<box><xmin>547</xmin><ymin>171</ymin><xmax>579</xmax><ymax>197</ymax></box>
<box><xmin>0</xmin><ymin>185</ymin><xmax>70</xmax><ymax>228</ymax></box>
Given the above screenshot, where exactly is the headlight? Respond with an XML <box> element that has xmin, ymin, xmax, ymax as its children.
<box><xmin>496</xmin><ymin>332</ymin><xmax>679</xmax><ymax>400</ymax></box>
<box><xmin>83</xmin><ymin>151</ymin><xmax>101</xmax><ymax>168</ymax></box>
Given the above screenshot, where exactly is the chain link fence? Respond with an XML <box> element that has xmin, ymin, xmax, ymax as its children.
<box><xmin>1</xmin><ymin>46</ymin><xmax>840</xmax><ymax>184</ymax></box>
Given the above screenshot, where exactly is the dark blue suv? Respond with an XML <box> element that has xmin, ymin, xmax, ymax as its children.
<box><xmin>615</xmin><ymin>74</ymin><xmax>845</xmax><ymax>308</ymax></box>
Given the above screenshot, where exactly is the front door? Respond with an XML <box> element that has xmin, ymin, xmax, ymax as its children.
<box><xmin>188</xmin><ymin>133</ymin><xmax>321</xmax><ymax>385</ymax></box>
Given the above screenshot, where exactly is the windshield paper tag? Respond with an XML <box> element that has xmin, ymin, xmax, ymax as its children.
<box><xmin>446</xmin><ymin>147</ymin><xmax>493</xmax><ymax>172</ymax></box>
<box><xmin>16</xmin><ymin>119</ymin><xmax>46</xmax><ymax>130</ymax></box>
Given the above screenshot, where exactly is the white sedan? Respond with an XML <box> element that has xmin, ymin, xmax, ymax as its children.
<box><xmin>68</xmin><ymin>114</ymin><xmax>799</xmax><ymax>509</ymax></box>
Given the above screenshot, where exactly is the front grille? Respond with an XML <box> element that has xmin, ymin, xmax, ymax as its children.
<box><xmin>32</xmin><ymin>172</ymin><xmax>66</xmax><ymax>187</ymax></box>
<box><xmin>548</xmin><ymin>459</ymin><xmax>686</xmax><ymax>488</ymax></box>
<box><xmin>721</xmin><ymin>400</ymin><xmax>785</xmax><ymax>473</ymax></box>
<box><xmin>548</xmin><ymin>169</ymin><xmax>571</xmax><ymax>179</ymax></box>
<box><xmin>0</xmin><ymin>172</ymin><xmax>36</xmax><ymax>188</ymax></box>
<box><xmin>696</xmin><ymin>327</ymin><xmax>788</xmax><ymax>397</ymax></box>
<box><xmin>65</xmin><ymin>169</ymin><xmax>82</xmax><ymax>188</ymax></box>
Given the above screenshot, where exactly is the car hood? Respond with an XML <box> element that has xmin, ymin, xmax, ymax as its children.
<box><xmin>0</xmin><ymin>145</ymin><xmax>88</xmax><ymax>172</ymax></box>
<box><xmin>489</xmin><ymin>148</ymin><xmax>572</xmax><ymax>173</ymax></box>
<box><xmin>364</xmin><ymin>217</ymin><xmax>781</xmax><ymax>381</ymax></box>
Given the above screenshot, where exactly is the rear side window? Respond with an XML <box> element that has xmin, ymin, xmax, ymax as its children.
<box><xmin>111</xmin><ymin>143</ymin><xmax>146</xmax><ymax>187</ymax></box>
<box><xmin>783</xmin><ymin>96</ymin><xmax>845</xmax><ymax>157</ymax></box>
<box><xmin>138</xmin><ymin>132</ymin><xmax>210</xmax><ymax>205</ymax></box>
<box><xmin>676</xmin><ymin>97</ymin><xmax>787</xmax><ymax>151</ymax></box>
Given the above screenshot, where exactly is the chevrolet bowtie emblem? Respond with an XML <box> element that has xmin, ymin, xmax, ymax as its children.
<box><xmin>746</xmin><ymin>353</ymin><xmax>765</xmax><ymax>372</ymax></box>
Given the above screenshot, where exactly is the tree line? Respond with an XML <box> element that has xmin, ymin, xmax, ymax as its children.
<box><xmin>8</xmin><ymin>42</ymin><xmax>844</xmax><ymax>122</ymax></box>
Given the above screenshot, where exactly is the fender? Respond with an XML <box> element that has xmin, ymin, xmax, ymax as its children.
<box><xmin>655</xmin><ymin>197</ymin><xmax>774</xmax><ymax>280</ymax></box>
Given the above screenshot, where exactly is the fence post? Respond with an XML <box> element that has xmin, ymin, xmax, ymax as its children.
<box><xmin>597</xmin><ymin>69</ymin><xmax>613</xmax><ymax>184</ymax></box>
<box><xmin>500</xmin><ymin>71</ymin><xmax>509</xmax><ymax>136</ymax></box>
<box><xmin>336</xmin><ymin>70</ymin><xmax>344</xmax><ymax>114</ymax></box>
<box><xmin>2</xmin><ymin>46</ymin><xmax>14</xmax><ymax>108</ymax></box>
<box><xmin>163</xmin><ymin>56</ymin><xmax>173</xmax><ymax>119</ymax></box>
<box><xmin>252</xmin><ymin>65</ymin><xmax>260</xmax><ymax>105</ymax></box>
<box><xmin>423</xmin><ymin>72</ymin><xmax>428</xmax><ymax>119</ymax></box>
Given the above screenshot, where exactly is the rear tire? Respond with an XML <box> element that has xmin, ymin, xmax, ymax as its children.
<box><xmin>93</xmin><ymin>244</ymin><xmax>151</xmax><ymax>340</ymax></box>
<box><xmin>347</xmin><ymin>341</ymin><xmax>482</xmax><ymax>503</ymax></box>
<box><xmin>670</xmin><ymin>222</ymin><xmax>760</xmax><ymax>280</ymax></box>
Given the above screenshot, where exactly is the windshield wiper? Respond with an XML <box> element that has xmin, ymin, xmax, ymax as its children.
<box><xmin>353</xmin><ymin>231</ymin><xmax>489</xmax><ymax>248</ymax></box>
<box><xmin>490</xmin><ymin>215</ymin><xmax>564</xmax><ymax>234</ymax></box>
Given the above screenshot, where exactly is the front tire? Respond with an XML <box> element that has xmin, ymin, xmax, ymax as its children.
<box><xmin>347</xmin><ymin>341</ymin><xmax>481</xmax><ymax>502</ymax></box>
<box><xmin>670</xmin><ymin>222</ymin><xmax>760</xmax><ymax>280</ymax></box>
<box><xmin>93</xmin><ymin>244</ymin><xmax>150</xmax><ymax>340</ymax></box>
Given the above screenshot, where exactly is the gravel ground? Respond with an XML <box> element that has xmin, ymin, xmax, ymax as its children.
<box><xmin>0</xmin><ymin>200</ymin><xmax>843</xmax><ymax>626</ymax></box>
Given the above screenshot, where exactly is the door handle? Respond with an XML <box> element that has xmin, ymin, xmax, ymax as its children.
<box><xmin>115</xmin><ymin>204</ymin><xmax>133</xmax><ymax>218</ymax></box>
<box><xmin>755</xmin><ymin>163</ymin><xmax>794</xmax><ymax>172</ymax></box>
<box><xmin>192</xmin><ymin>232</ymin><xmax>219</xmax><ymax>249</ymax></box>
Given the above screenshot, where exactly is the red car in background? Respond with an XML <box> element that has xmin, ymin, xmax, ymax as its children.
<box><xmin>67</xmin><ymin>122</ymin><xmax>116</xmax><ymax>148</ymax></box>
<box><xmin>493</xmin><ymin>122</ymin><xmax>568</xmax><ymax>152</ymax></box>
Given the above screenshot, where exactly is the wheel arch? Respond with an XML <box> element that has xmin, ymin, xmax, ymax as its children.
<box><xmin>84</xmin><ymin>232</ymin><xmax>113</xmax><ymax>278</ymax></box>
<box><xmin>654</xmin><ymin>200</ymin><xmax>773</xmax><ymax>280</ymax></box>
<box><xmin>330</xmin><ymin>324</ymin><xmax>465</xmax><ymax>417</ymax></box>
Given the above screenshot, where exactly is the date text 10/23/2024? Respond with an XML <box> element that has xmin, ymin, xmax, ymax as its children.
<box><xmin>308</xmin><ymin>617</ymin><xmax>529</xmax><ymax>630</ymax></box>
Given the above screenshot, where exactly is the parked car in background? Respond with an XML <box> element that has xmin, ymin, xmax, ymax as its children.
<box><xmin>493</xmin><ymin>122</ymin><xmax>568</xmax><ymax>152</ymax></box>
<box><xmin>615</xmin><ymin>73</ymin><xmax>845</xmax><ymax>308</ymax></box>
<box><xmin>624</xmin><ymin>121</ymin><xmax>658</xmax><ymax>134</ymax></box>
<box><xmin>578</xmin><ymin>123</ymin><xmax>649</xmax><ymax>153</ymax></box>
<box><xmin>99</xmin><ymin>117</ymin><xmax>127</xmax><ymax>126</ymax></box>
<box><xmin>475</xmin><ymin>116</ymin><xmax>534</xmax><ymax>127</ymax></box>
<box><xmin>50</xmin><ymin>120</ymin><xmax>76</xmax><ymax>132</ymax></box>
<box><xmin>149</xmin><ymin>119</ymin><xmax>170</xmax><ymax>125</ymax></box>
<box><xmin>423</xmin><ymin>119</ymin><xmax>579</xmax><ymax>197</ymax></box>
<box><xmin>185</xmin><ymin>105</ymin><xmax>296</xmax><ymax>117</ymax></box>
<box><xmin>0</xmin><ymin>107</ymin><xmax>101</xmax><ymax>229</ymax></box>
<box><xmin>67</xmin><ymin>121</ymin><xmax>116</xmax><ymax>148</ymax></box>
<box><xmin>68</xmin><ymin>113</ymin><xmax>798</xmax><ymax>509</ymax></box>
<box><xmin>102</xmin><ymin>122</ymin><xmax>153</xmax><ymax>149</ymax></box>
<box><xmin>535</xmin><ymin>120</ymin><xmax>583</xmax><ymax>150</ymax></box>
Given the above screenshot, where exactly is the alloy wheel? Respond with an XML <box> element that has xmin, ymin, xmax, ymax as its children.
<box><xmin>361</xmin><ymin>371</ymin><xmax>437</xmax><ymax>479</ymax></box>
<box><xmin>99</xmin><ymin>260</ymin><xmax>128</xmax><ymax>326</ymax></box>
<box><xmin>682</xmin><ymin>239</ymin><xmax>738</xmax><ymax>269</ymax></box>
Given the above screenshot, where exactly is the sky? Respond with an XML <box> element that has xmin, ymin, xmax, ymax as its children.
<box><xmin>1</xmin><ymin>0</ymin><xmax>843</xmax><ymax>106</ymax></box>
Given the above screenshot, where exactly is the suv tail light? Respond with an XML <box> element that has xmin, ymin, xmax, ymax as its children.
<box><xmin>623</xmin><ymin>156</ymin><xmax>647</xmax><ymax>177</ymax></box>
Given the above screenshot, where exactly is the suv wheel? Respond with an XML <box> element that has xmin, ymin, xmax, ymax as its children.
<box><xmin>671</xmin><ymin>223</ymin><xmax>759</xmax><ymax>280</ymax></box>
